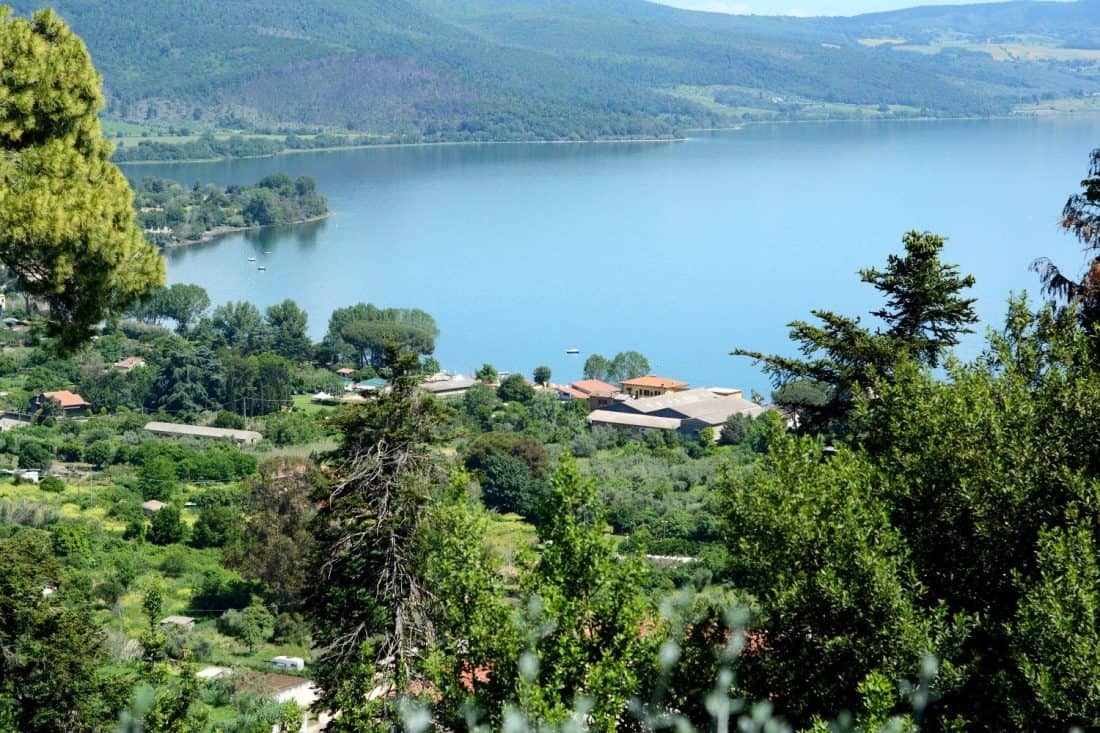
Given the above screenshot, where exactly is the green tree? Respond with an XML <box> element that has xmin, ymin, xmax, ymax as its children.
<box><xmin>139</xmin><ymin>454</ymin><xmax>177</xmax><ymax>501</ymax></box>
<box><xmin>148</xmin><ymin>341</ymin><xmax>224</xmax><ymax>415</ymax></box>
<box><xmin>306</xmin><ymin>348</ymin><xmax>450</xmax><ymax>726</ymax></box>
<box><xmin>139</xmin><ymin>670</ymin><xmax>208</xmax><ymax>733</ymax></box>
<box><xmin>238</xmin><ymin>601</ymin><xmax>275</xmax><ymax>653</ymax></box>
<box><xmin>475</xmin><ymin>363</ymin><xmax>498</xmax><ymax>383</ymax></box>
<box><xmin>497</xmin><ymin>373</ymin><xmax>535</xmax><ymax>404</ymax></box>
<box><xmin>0</xmin><ymin>8</ymin><xmax>164</xmax><ymax>350</ymax></box>
<box><xmin>142</xmin><ymin>580</ymin><xmax>165</xmax><ymax>631</ymax></box>
<box><xmin>226</xmin><ymin>459</ymin><xmax>317</xmax><ymax>605</ymax></box>
<box><xmin>159</xmin><ymin>281</ymin><xmax>210</xmax><ymax>334</ymax></box>
<box><xmin>149</xmin><ymin>504</ymin><xmax>185</xmax><ymax>545</ymax></box>
<box><xmin>721</xmin><ymin>431</ymin><xmax>950</xmax><ymax>726</ymax></box>
<box><xmin>608</xmin><ymin>350</ymin><xmax>650</xmax><ymax>382</ymax></box>
<box><xmin>583</xmin><ymin>353</ymin><xmax>611</xmax><ymax>381</ymax></box>
<box><xmin>1032</xmin><ymin>147</ymin><xmax>1100</xmax><ymax>330</ymax></box>
<box><xmin>212</xmin><ymin>300</ymin><xmax>269</xmax><ymax>354</ymax></box>
<box><xmin>533</xmin><ymin>365</ymin><xmax>551</xmax><ymax>386</ymax></box>
<box><xmin>190</xmin><ymin>502</ymin><xmax>241</xmax><ymax>549</ymax></box>
<box><xmin>254</xmin><ymin>352</ymin><xmax>293</xmax><ymax>414</ymax></box>
<box><xmin>17</xmin><ymin>439</ymin><xmax>51</xmax><ymax>469</ymax></box>
<box><xmin>732</xmin><ymin>231</ymin><xmax>977</xmax><ymax>435</ymax></box>
<box><xmin>507</xmin><ymin>455</ymin><xmax>656</xmax><ymax>729</ymax></box>
<box><xmin>323</xmin><ymin>303</ymin><xmax>438</xmax><ymax>370</ymax></box>
<box><xmin>0</xmin><ymin>530</ymin><xmax>127</xmax><ymax>731</ymax></box>
<box><xmin>265</xmin><ymin>299</ymin><xmax>311</xmax><ymax>362</ymax></box>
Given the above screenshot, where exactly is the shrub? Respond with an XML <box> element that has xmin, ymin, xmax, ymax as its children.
<box><xmin>190</xmin><ymin>503</ymin><xmax>241</xmax><ymax>549</ymax></box>
<box><xmin>159</xmin><ymin>547</ymin><xmax>190</xmax><ymax>577</ymax></box>
<box><xmin>54</xmin><ymin>440</ymin><xmax>82</xmax><ymax>463</ymax></box>
<box><xmin>213</xmin><ymin>410</ymin><xmax>246</xmax><ymax>430</ymax></box>
<box><xmin>95</xmin><ymin>578</ymin><xmax>126</xmax><ymax>606</ymax></box>
<box><xmin>52</xmin><ymin>523</ymin><xmax>92</xmax><ymax>560</ymax></box>
<box><xmin>17</xmin><ymin>440</ymin><xmax>52</xmax><ymax>470</ymax></box>
<box><xmin>139</xmin><ymin>454</ymin><xmax>177</xmax><ymax>501</ymax></box>
<box><xmin>149</xmin><ymin>504</ymin><xmax>185</xmax><ymax>545</ymax></box>
<box><xmin>38</xmin><ymin>476</ymin><xmax>64</xmax><ymax>493</ymax></box>
<box><xmin>84</xmin><ymin>440</ymin><xmax>116</xmax><ymax>469</ymax></box>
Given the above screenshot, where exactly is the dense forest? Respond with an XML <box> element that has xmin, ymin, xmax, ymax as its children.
<box><xmin>8</xmin><ymin>0</ymin><xmax>1100</xmax><ymax>146</ymax></box>
<box><xmin>132</xmin><ymin>174</ymin><xmax>328</xmax><ymax>247</ymax></box>
<box><xmin>7</xmin><ymin>5</ymin><xmax>1100</xmax><ymax>732</ymax></box>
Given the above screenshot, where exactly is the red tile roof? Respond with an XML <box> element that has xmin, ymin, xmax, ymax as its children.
<box><xmin>571</xmin><ymin>379</ymin><xmax>618</xmax><ymax>397</ymax></box>
<box><xmin>43</xmin><ymin>390</ymin><xmax>90</xmax><ymax>409</ymax></box>
<box><xmin>619</xmin><ymin>375</ymin><xmax>689</xmax><ymax>390</ymax></box>
<box><xmin>555</xmin><ymin>385</ymin><xmax>589</xmax><ymax>400</ymax></box>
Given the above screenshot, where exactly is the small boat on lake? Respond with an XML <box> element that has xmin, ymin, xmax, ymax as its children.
<box><xmin>263</xmin><ymin>250</ymin><xmax>272</xmax><ymax>255</ymax></box>
<box><xmin>247</xmin><ymin>257</ymin><xmax>256</xmax><ymax>262</ymax></box>
<box><xmin>257</xmin><ymin>266</ymin><xmax>267</xmax><ymax>272</ymax></box>
<box><xmin>566</xmin><ymin>348</ymin><xmax>580</xmax><ymax>355</ymax></box>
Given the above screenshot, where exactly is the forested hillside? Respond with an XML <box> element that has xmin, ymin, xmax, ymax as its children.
<box><xmin>7</xmin><ymin>0</ymin><xmax>1100</xmax><ymax>142</ymax></box>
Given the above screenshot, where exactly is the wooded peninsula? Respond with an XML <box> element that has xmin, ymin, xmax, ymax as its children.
<box><xmin>133</xmin><ymin>174</ymin><xmax>328</xmax><ymax>248</ymax></box>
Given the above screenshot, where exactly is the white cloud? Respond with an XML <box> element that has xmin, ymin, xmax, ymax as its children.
<box><xmin>785</xmin><ymin>7</ymin><xmax>811</xmax><ymax>15</ymax></box>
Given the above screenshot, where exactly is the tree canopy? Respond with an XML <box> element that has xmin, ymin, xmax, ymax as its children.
<box><xmin>0</xmin><ymin>7</ymin><xmax>163</xmax><ymax>350</ymax></box>
<box><xmin>733</xmin><ymin>231</ymin><xmax>977</xmax><ymax>434</ymax></box>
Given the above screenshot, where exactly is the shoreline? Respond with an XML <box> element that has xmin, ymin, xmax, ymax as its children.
<box><xmin>117</xmin><ymin>108</ymin><xmax>1100</xmax><ymax>166</ymax></box>
<box><xmin>116</xmin><ymin>136</ymin><xmax>687</xmax><ymax>166</ymax></box>
<box><xmin>159</xmin><ymin>212</ymin><xmax>332</xmax><ymax>250</ymax></box>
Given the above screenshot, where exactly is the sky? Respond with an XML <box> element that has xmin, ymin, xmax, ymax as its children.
<box><xmin>652</xmin><ymin>0</ymin><xmax>1013</xmax><ymax>17</ymax></box>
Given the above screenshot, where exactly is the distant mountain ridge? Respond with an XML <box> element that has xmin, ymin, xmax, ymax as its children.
<box><xmin>9</xmin><ymin>0</ymin><xmax>1100</xmax><ymax>141</ymax></box>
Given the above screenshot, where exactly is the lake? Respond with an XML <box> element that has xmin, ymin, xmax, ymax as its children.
<box><xmin>123</xmin><ymin>117</ymin><xmax>1100</xmax><ymax>394</ymax></box>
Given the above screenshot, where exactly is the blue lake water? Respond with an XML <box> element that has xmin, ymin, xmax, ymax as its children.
<box><xmin>123</xmin><ymin>117</ymin><xmax>1100</xmax><ymax>394</ymax></box>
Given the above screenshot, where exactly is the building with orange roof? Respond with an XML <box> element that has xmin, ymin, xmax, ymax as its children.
<box><xmin>30</xmin><ymin>390</ymin><xmax>90</xmax><ymax>416</ymax></box>
<box><xmin>618</xmin><ymin>375</ymin><xmax>690</xmax><ymax>399</ymax></box>
<box><xmin>570</xmin><ymin>379</ymin><xmax>621</xmax><ymax>409</ymax></box>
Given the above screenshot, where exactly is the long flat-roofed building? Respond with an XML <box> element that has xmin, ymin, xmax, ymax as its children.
<box><xmin>588</xmin><ymin>387</ymin><xmax>766</xmax><ymax>436</ymax></box>
<box><xmin>145</xmin><ymin>421</ymin><xmax>262</xmax><ymax>445</ymax></box>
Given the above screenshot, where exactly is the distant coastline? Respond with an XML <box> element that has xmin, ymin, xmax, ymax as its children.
<box><xmin>115</xmin><ymin>135</ymin><xmax>688</xmax><ymax>166</ymax></box>
<box><xmin>112</xmin><ymin>107</ymin><xmax>1100</xmax><ymax>166</ymax></box>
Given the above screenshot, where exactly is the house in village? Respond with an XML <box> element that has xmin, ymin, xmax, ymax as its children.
<box><xmin>160</xmin><ymin>615</ymin><xmax>196</xmax><ymax>632</ymax></box>
<box><xmin>565</xmin><ymin>379</ymin><xmax>621</xmax><ymax>409</ymax></box>
<box><xmin>419</xmin><ymin>375</ymin><xmax>478</xmax><ymax>398</ymax></box>
<box><xmin>237</xmin><ymin>672</ymin><xmax>325</xmax><ymax>733</ymax></box>
<box><xmin>30</xmin><ymin>390</ymin><xmax>90</xmax><ymax>417</ymax></box>
<box><xmin>270</xmin><ymin>655</ymin><xmax>306</xmax><ymax>671</ymax></box>
<box><xmin>142</xmin><ymin>499</ymin><xmax>168</xmax><ymax>517</ymax></box>
<box><xmin>113</xmin><ymin>356</ymin><xmax>147</xmax><ymax>374</ymax></box>
<box><xmin>588</xmin><ymin>387</ymin><xmax>765</xmax><ymax>438</ymax></box>
<box><xmin>618</xmin><ymin>375</ymin><xmax>690</xmax><ymax>399</ymax></box>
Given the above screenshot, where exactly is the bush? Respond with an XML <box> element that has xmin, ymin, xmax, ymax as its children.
<box><xmin>213</xmin><ymin>410</ymin><xmax>246</xmax><ymax>430</ymax></box>
<box><xmin>720</xmin><ymin>414</ymin><xmax>751</xmax><ymax>446</ymax></box>
<box><xmin>52</xmin><ymin>523</ymin><xmax>92</xmax><ymax>559</ymax></box>
<box><xmin>159</xmin><ymin>548</ymin><xmax>190</xmax><ymax>577</ymax></box>
<box><xmin>149</xmin><ymin>505</ymin><xmax>185</xmax><ymax>545</ymax></box>
<box><xmin>139</xmin><ymin>454</ymin><xmax>178</xmax><ymax>501</ymax></box>
<box><xmin>95</xmin><ymin>578</ymin><xmax>126</xmax><ymax>606</ymax></box>
<box><xmin>263</xmin><ymin>411</ymin><xmax>322</xmax><ymax>446</ymax></box>
<box><xmin>17</xmin><ymin>440</ymin><xmax>52</xmax><ymax>470</ymax></box>
<box><xmin>123</xmin><ymin>519</ymin><xmax>146</xmax><ymax>542</ymax></box>
<box><xmin>84</xmin><ymin>440</ymin><xmax>116</xmax><ymax>469</ymax></box>
<box><xmin>191</xmin><ymin>503</ymin><xmax>241</xmax><ymax>549</ymax></box>
<box><xmin>56</xmin><ymin>440</ymin><xmax>83</xmax><ymax>462</ymax></box>
<box><xmin>38</xmin><ymin>476</ymin><xmax>64</xmax><ymax>493</ymax></box>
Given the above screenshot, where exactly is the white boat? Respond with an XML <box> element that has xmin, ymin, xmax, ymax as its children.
<box><xmin>247</xmin><ymin>257</ymin><xmax>256</xmax><ymax>262</ymax></box>
<box><xmin>257</xmin><ymin>266</ymin><xmax>267</xmax><ymax>272</ymax></box>
<box><xmin>566</xmin><ymin>348</ymin><xmax>580</xmax><ymax>355</ymax></box>
<box><xmin>263</xmin><ymin>250</ymin><xmax>272</xmax><ymax>255</ymax></box>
